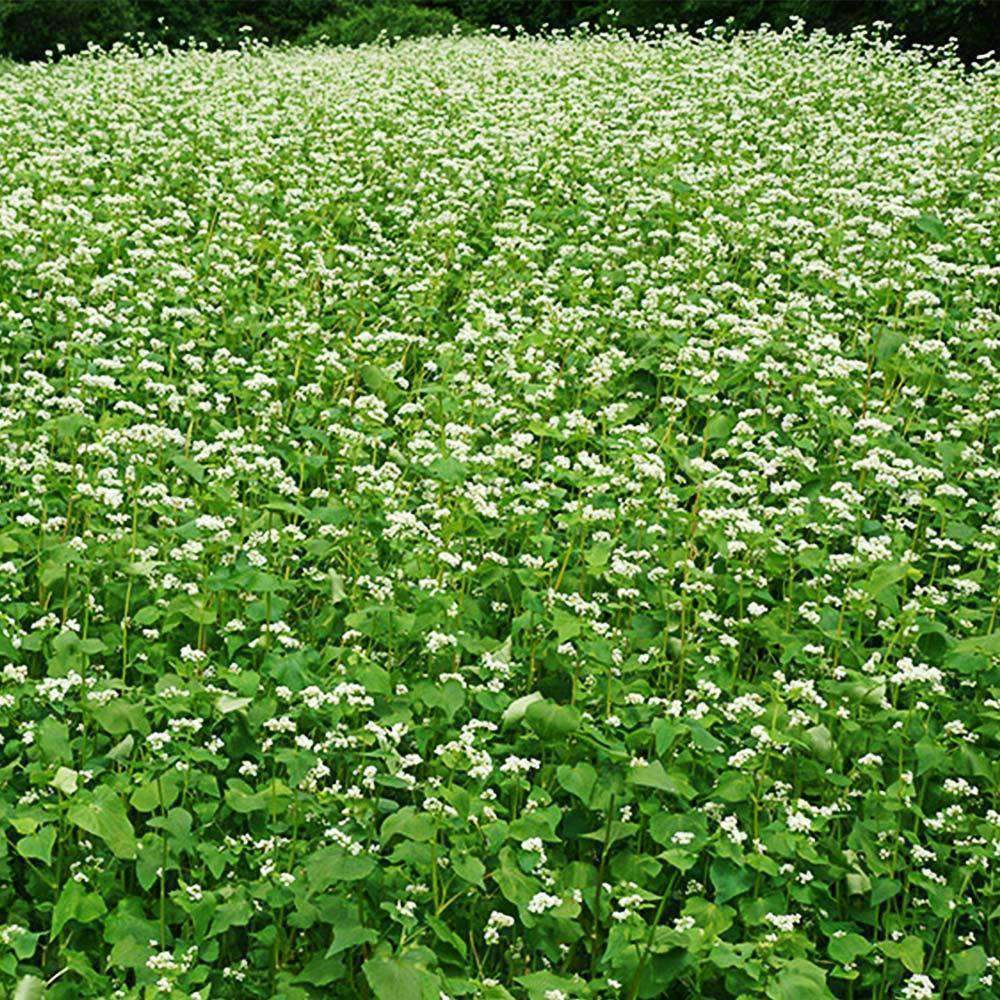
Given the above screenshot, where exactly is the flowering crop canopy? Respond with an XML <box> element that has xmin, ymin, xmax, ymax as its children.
<box><xmin>0</xmin><ymin>23</ymin><xmax>997</xmax><ymax>1000</ymax></box>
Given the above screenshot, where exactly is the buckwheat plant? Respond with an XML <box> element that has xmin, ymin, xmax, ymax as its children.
<box><xmin>0</xmin><ymin>20</ymin><xmax>997</xmax><ymax>1000</ymax></box>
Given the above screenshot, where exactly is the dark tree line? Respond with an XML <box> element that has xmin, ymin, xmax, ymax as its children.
<box><xmin>0</xmin><ymin>0</ymin><xmax>996</xmax><ymax>62</ymax></box>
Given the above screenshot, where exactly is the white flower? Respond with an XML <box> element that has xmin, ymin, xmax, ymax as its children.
<box><xmin>900</xmin><ymin>974</ymin><xmax>936</xmax><ymax>999</ymax></box>
<box><xmin>527</xmin><ymin>892</ymin><xmax>561</xmax><ymax>915</ymax></box>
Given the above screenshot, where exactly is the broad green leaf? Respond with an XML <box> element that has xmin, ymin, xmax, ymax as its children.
<box><xmin>208</xmin><ymin>891</ymin><xmax>253</xmax><ymax>937</ymax></box>
<box><xmin>51</xmin><ymin>879</ymin><xmax>107</xmax><ymax>936</ymax></box>
<box><xmin>452</xmin><ymin>854</ymin><xmax>485</xmax><ymax>887</ymax></box>
<box><xmin>952</xmin><ymin>946</ymin><xmax>987</xmax><ymax>979</ymax></box>
<box><xmin>215</xmin><ymin>693</ymin><xmax>252</xmax><ymax>714</ymax></box>
<box><xmin>828</xmin><ymin>933</ymin><xmax>872</xmax><ymax>964</ymax></box>
<box><xmin>862</xmin><ymin>562</ymin><xmax>912</xmax><ymax>602</ymax></box>
<box><xmin>130</xmin><ymin>773</ymin><xmax>180</xmax><ymax>813</ymax></box>
<box><xmin>954</xmin><ymin>632</ymin><xmax>1000</xmax><ymax>656</ymax></box>
<box><xmin>304</xmin><ymin>846</ymin><xmax>376</xmax><ymax>891</ymax></box>
<box><xmin>293</xmin><ymin>954</ymin><xmax>347</xmax><ymax>986</ymax></box>
<box><xmin>224</xmin><ymin>778</ymin><xmax>291</xmax><ymax>814</ymax></box>
<box><xmin>362</xmin><ymin>957</ymin><xmax>425</xmax><ymax>999</ymax></box>
<box><xmin>501</xmin><ymin>691</ymin><xmax>543</xmax><ymax>729</ymax></box>
<box><xmin>881</xmin><ymin>935</ymin><xmax>924</xmax><ymax>973</ymax></box>
<box><xmin>712</xmin><ymin>771</ymin><xmax>752</xmax><ymax>802</ymax></box>
<box><xmin>766</xmin><ymin>959</ymin><xmax>832</xmax><ymax>999</ymax></box>
<box><xmin>524</xmin><ymin>699</ymin><xmax>580</xmax><ymax>739</ymax></box>
<box><xmin>628</xmin><ymin>761</ymin><xmax>695</xmax><ymax>799</ymax></box>
<box><xmin>16</xmin><ymin>825</ymin><xmax>56</xmax><ymax>865</ymax></box>
<box><xmin>13</xmin><ymin>976</ymin><xmax>45</xmax><ymax>1000</ymax></box>
<box><xmin>172</xmin><ymin>455</ymin><xmax>205</xmax><ymax>482</ymax></box>
<box><xmin>845</xmin><ymin>872</ymin><xmax>871</xmax><ymax>896</ymax></box>
<box><xmin>495</xmin><ymin>848</ymin><xmax>538</xmax><ymax>906</ymax></box>
<box><xmin>37</xmin><ymin>717</ymin><xmax>72</xmax><ymax>764</ymax></box>
<box><xmin>381</xmin><ymin>806</ymin><xmax>436</xmax><ymax>844</ymax></box>
<box><xmin>326</xmin><ymin>924</ymin><xmax>379</xmax><ymax>958</ymax></box>
<box><xmin>914</xmin><ymin>212</ymin><xmax>947</xmax><ymax>240</ymax></box>
<box><xmin>709</xmin><ymin>857</ymin><xmax>753</xmax><ymax>903</ymax></box>
<box><xmin>67</xmin><ymin>787</ymin><xmax>137</xmax><ymax>859</ymax></box>
<box><xmin>515</xmin><ymin>971</ymin><xmax>588</xmax><ymax>1000</ymax></box>
<box><xmin>556</xmin><ymin>762</ymin><xmax>597</xmax><ymax>804</ymax></box>
<box><xmin>329</xmin><ymin>570</ymin><xmax>347</xmax><ymax>603</ymax></box>
<box><xmin>51</xmin><ymin>766</ymin><xmax>78</xmax><ymax>796</ymax></box>
<box><xmin>870</xmin><ymin>878</ymin><xmax>900</xmax><ymax>906</ymax></box>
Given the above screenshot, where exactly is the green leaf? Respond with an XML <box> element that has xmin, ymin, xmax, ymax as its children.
<box><xmin>329</xmin><ymin>570</ymin><xmax>347</xmax><ymax>603</ymax></box>
<box><xmin>709</xmin><ymin>857</ymin><xmax>753</xmax><ymax>903</ymax></box>
<box><xmin>515</xmin><ymin>971</ymin><xmax>588</xmax><ymax>1000</ymax></box>
<box><xmin>108</xmin><ymin>734</ymin><xmax>135</xmax><ymax>762</ymax></box>
<box><xmin>870</xmin><ymin>878</ymin><xmax>900</xmax><ymax>906</ymax></box>
<box><xmin>524</xmin><ymin>699</ymin><xmax>580</xmax><ymax>739</ymax></box>
<box><xmin>628</xmin><ymin>761</ymin><xmax>695</xmax><ymax>799</ymax></box>
<box><xmin>11</xmin><ymin>930</ymin><xmax>40</xmax><ymax>961</ymax></box>
<box><xmin>845</xmin><ymin>872</ymin><xmax>870</xmax><ymax>896</ymax></box>
<box><xmin>294</xmin><ymin>954</ymin><xmax>347</xmax><ymax>986</ymax></box>
<box><xmin>215</xmin><ymin>693</ymin><xmax>252</xmax><ymax>714</ymax></box>
<box><xmin>92</xmin><ymin>699</ymin><xmax>148</xmax><ymax>735</ymax></box>
<box><xmin>50</xmin><ymin>766</ymin><xmax>79</xmax><ymax>796</ymax></box>
<box><xmin>51</xmin><ymin>879</ymin><xmax>107</xmax><ymax>937</ymax></box>
<box><xmin>914</xmin><ymin>212</ymin><xmax>947</xmax><ymax>240</ymax></box>
<box><xmin>224</xmin><ymin>778</ymin><xmax>291</xmax><ymax>814</ymax></box>
<box><xmin>109</xmin><ymin>936</ymin><xmax>152</xmax><ymax>969</ymax></box>
<box><xmin>881</xmin><ymin>935</ymin><xmax>924</xmax><ymax>973</ymax></box>
<box><xmin>130</xmin><ymin>773</ymin><xmax>180</xmax><ymax>813</ymax></box>
<box><xmin>172</xmin><ymin>455</ymin><xmax>205</xmax><ymax>482</ymax></box>
<box><xmin>501</xmin><ymin>691</ymin><xmax>543</xmax><ymax>729</ymax></box>
<box><xmin>304</xmin><ymin>846</ymin><xmax>376</xmax><ymax>891</ymax></box>
<box><xmin>952</xmin><ymin>946</ymin><xmax>987</xmax><ymax>979</ymax></box>
<box><xmin>326</xmin><ymin>924</ymin><xmax>379</xmax><ymax>958</ymax></box>
<box><xmin>551</xmin><ymin>608</ymin><xmax>582</xmax><ymax>642</ymax></box>
<box><xmin>495</xmin><ymin>847</ymin><xmax>538</xmax><ymax>905</ymax></box>
<box><xmin>171</xmin><ymin>595</ymin><xmax>216</xmax><ymax>625</ymax></box>
<box><xmin>712</xmin><ymin>771</ymin><xmax>752</xmax><ymax>802</ymax></box>
<box><xmin>766</xmin><ymin>959</ymin><xmax>832</xmax><ymax>999</ymax></box>
<box><xmin>687</xmin><ymin>724</ymin><xmax>724</xmax><ymax>753</ymax></box>
<box><xmin>452</xmin><ymin>854</ymin><xmax>485</xmax><ymax>888</ymax></box>
<box><xmin>67</xmin><ymin>787</ymin><xmax>137</xmax><ymax>859</ymax></box>
<box><xmin>480</xmin><ymin>986</ymin><xmax>517</xmax><ymax>1000</ymax></box>
<box><xmin>427</xmin><ymin>456</ymin><xmax>467</xmax><ymax>483</ymax></box>
<box><xmin>556</xmin><ymin>762</ymin><xmax>597</xmax><ymax>804</ymax></box>
<box><xmin>796</xmin><ymin>546</ymin><xmax>825</xmax><ymax>569</ymax></box>
<box><xmin>704</xmin><ymin>413</ymin><xmax>732</xmax><ymax>441</ymax></box>
<box><xmin>427</xmin><ymin>914</ymin><xmax>466</xmax><ymax>957</ymax></box>
<box><xmin>13</xmin><ymin>976</ymin><xmax>45</xmax><ymax>1000</ymax></box>
<box><xmin>16</xmin><ymin>825</ymin><xmax>56</xmax><ymax>865</ymax></box>
<box><xmin>381</xmin><ymin>807</ymin><xmax>436</xmax><ymax>844</ymax></box>
<box><xmin>898</xmin><ymin>936</ymin><xmax>924</xmax><ymax>974</ymax></box>
<box><xmin>37</xmin><ymin>717</ymin><xmax>72</xmax><ymax>764</ymax></box>
<box><xmin>359</xmin><ymin>364</ymin><xmax>400</xmax><ymax>404</ymax></box>
<box><xmin>362</xmin><ymin>957</ymin><xmax>424</xmax><ymax>999</ymax></box>
<box><xmin>862</xmin><ymin>562</ymin><xmax>912</xmax><ymax>603</ymax></box>
<box><xmin>585</xmin><ymin>542</ymin><xmax>611</xmax><ymax>569</ymax></box>
<box><xmin>208</xmin><ymin>891</ymin><xmax>253</xmax><ymax>937</ymax></box>
<box><xmin>357</xmin><ymin>661</ymin><xmax>391</xmax><ymax>695</ymax></box>
<box><xmin>828</xmin><ymin>933</ymin><xmax>872</xmax><ymax>964</ymax></box>
<box><xmin>953</xmin><ymin>632</ymin><xmax>1000</xmax><ymax>656</ymax></box>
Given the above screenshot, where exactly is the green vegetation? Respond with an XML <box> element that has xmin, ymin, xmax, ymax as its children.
<box><xmin>0</xmin><ymin>20</ymin><xmax>998</xmax><ymax>1000</ymax></box>
<box><xmin>0</xmin><ymin>0</ymin><xmax>995</xmax><ymax>61</ymax></box>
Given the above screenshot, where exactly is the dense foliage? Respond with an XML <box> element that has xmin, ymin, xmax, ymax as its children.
<box><xmin>0</xmin><ymin>0</ymin><xmax>996</xmax><ymax>62</ymax></box>
<box><xmin>1</xmin><ymin>22</ymin><xmax>999</xmax><ymax>1000</ymax></box>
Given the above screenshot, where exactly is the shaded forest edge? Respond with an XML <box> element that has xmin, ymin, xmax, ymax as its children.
<box><xmin>0</xmin><ymin>0</ymin><xmax>997</xmax><ymax>64</ymax></box>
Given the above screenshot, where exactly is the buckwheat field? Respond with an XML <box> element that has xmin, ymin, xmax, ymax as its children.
<box><xmin>0</xmin><ymin>22</ymin><xmax>997</xmax><ymax>1000</ymax></box>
